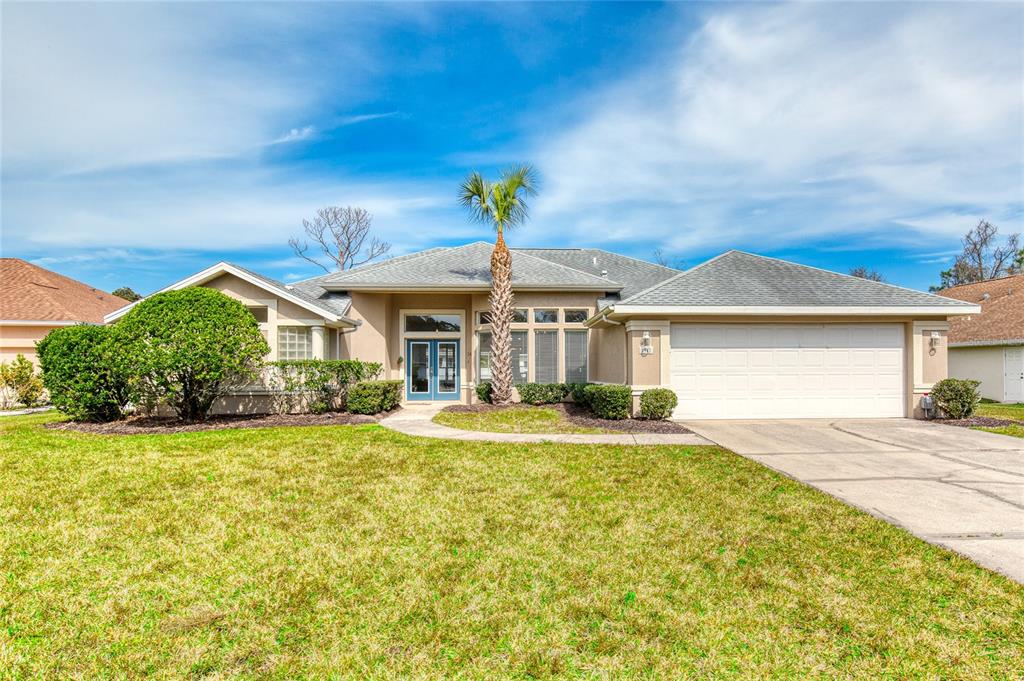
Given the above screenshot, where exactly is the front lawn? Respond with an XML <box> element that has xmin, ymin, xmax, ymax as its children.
<box><xmin>975</xmin><ymin>401</ymin><xmax>1024</xmax><ymax>438</ymax></box>
<box><xmin>2</xmin><ymin>413</ymin><xmax>1022</xmax><ymax>677</ymax></box>
<box><xmin>434</xmin><ymin>404</ymin><xmax>608</xmax><ymax>434</ymax></box>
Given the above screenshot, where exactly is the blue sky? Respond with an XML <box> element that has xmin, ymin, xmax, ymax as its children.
<box><xmin>2</xmin><ymin>1</ymin><xmax>1022</xmax><ymax>294</ymax></box>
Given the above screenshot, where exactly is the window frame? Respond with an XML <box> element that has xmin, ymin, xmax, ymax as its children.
<box><xmin>277</xmin><ymin>326</ymin><xmax>313</xmax><ymax>361</ymax></box>
<box><xmin>533</xmin><ymin>308</ymin><xmax>559</xmax><ymax>324</ymax></box>
<box><xmin>564</xmin><ymin>329</ymin><xmax>589</xmax><ymax>384</ymax></box>
<box><xmin>563</xmin><ymin>309</ymin><xmax>589</xmax><ymax>324</ymax></box>
<box><xmin>533</xmin><ymin>329</ymin><xmax>559</xmax><ymax>383</ymax></box>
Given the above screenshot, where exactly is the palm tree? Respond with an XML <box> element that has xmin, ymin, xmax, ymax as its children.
<box><xmin>459</xmin><ymin>165</ymin><xmax>539</xmax><ymax>405</ymax></box>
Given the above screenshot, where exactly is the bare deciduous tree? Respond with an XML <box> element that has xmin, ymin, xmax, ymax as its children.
<box><xmin>289</xmin><ymin>206</ymin><xmax>391</xmax><ymax>272</ymax></box>
<box><xmin>848</xmin><ymin>266</ymin><xmax>885</xmax><ymax>282</ymax></box>
<box><xmin>652</xmin><ymin>248</ymin><xmax>686</xmax><ymax>270</ymax></box>
<box><xmin>933</xmin><ymin>220</ymin><xmax>1021</xmax><ymax>290</ymax></box>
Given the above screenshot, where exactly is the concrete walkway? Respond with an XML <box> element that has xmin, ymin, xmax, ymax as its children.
<box><xmin>682</xmin><ymin>418</ymin><xmax>1024</xmax><ymax>583</ymax></box>
<box><xmin>0</xmin><ymin>406</ymin><xmax>52</xmax><ymax>417</ymax></box>
<box><xmin>380</xmin><ymin>405</ymin><xmax>712</xmax><ymax>446</ymax></box>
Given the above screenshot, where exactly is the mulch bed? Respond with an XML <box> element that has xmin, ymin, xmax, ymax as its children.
<box><xmin>441</xmin><ymin>402</ymin><xmax>692</xmax><ymax>434</ymax></box>
<box><xmin>46</xmin><ymin>410</ymin><xmax>390</xmax><ymax>435</ymax></box>
<box><xmin>938</xmin><ymin>416</ymin><xmax>1021</xmax><ymax>429</ymax></box>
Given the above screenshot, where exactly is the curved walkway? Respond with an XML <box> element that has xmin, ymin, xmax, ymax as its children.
<box><xmin>379</xmin><ymin>405</ymin><xmax>713</xmax><ymax>446</ymax></box>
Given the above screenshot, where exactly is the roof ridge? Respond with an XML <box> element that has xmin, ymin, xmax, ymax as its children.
<box><xmin>320</xmin><ymin>246</ymin><xmax>456</xmax><ymax>283</ymax></box>
<box><xmin>511</xmin><ymin>248</ymin><xmax>623</xmax><ymax>287</ymax></box>
<box><xmin>729</xmin><ymin>250</ymin><xmax>973</xmax><ymax>304</ymax></box>
<box><xmin>614</xmin><ymin>250</ymin><xmax>737</xmax><ymax>306</ymax></box>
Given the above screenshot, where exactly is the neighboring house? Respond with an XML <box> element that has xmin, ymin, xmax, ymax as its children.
<box><xmin>104</xmin><ymin>244</ymin><xmax>978</xmax><ymax>419</ymax></box>
<box><xmin>940</xmin><ymin>273</ymin><xmax>1023</xmax><ymax>403</ymax></box>
<box><xmin>0</xmin><ymin>258</ymin><xmax>128</xmax><ymax>366</ymax></box>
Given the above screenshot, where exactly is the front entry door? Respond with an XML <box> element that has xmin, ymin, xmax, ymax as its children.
<box><xmin>406</xmin><ymin>339</ymin><xmax>460</xmax><ymax>401</ymax></box>
<box><xmin>1005</xmin><ymin>348</ymin><xmax>1023</xmax><ymax>403</ymax></box>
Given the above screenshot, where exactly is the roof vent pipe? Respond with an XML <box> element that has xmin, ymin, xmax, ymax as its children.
<box><xmin>601</xmin><ymin>269</ymin><xmax>608</xmax><ymax>277</ymax></box>
<box><xmin>592</xmin><ymin>256</ymin><xmax>598</xmax><ymax>266</ymax></box>
<box><xmin>981</xmin><ymin>293</ymin><xmax>990</xmax><ymax>300</ymax></box>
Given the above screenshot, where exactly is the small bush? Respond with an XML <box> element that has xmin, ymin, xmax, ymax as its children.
<box><xmin>36</xmin><ymin>325</ymin><xmax>131</xmax><ymax>421</ymax></box>
<box><xmin>567</xmin><ymin>382</ymin><xmax>594</xmax><ymax>407</ymax></box>
<box><xmin>115</xmin><ymin>288</ymin><xmax>270</xmax><ymax>421</ymax></box>
<box><xmin>0</xmin><ymin>355</ymin><xmax>44</xmax><ymax>408</ymax></box>
<box><xmin>517</xmin><ymin>383</ymin><xmax>568</xmax><ymax>405</ymax></box>
<box><xmin>584</xmin><ymin>384</ymin><xmax>632</xmax><ymax>420</ymax></box>
<box><xmin>639</xmin><ymin>388</ymin><xmax>678</xmax><ymax>420</ymax></box>
<box><xmin>931</xmin><ymin>378</ymin><xmax>981</xmax><ymax>419</ymax></box>
<box><xmin>347</xmin><ymin>380</ymin><xmax>403</xmax><ymax>415</ymax></box>
<box><xmin>270</xmin><ymin>359</ymin><xmax>382</xmax><ymax>413</ymax></box>
<box><xmin>476</xmin><ymin>381</ymin><xmax>493</xmax><ymax>404</ymax></box>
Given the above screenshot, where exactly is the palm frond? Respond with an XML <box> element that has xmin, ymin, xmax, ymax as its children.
<box><xmin>458</xmin><ymin>172</ymin><xmax>493</xmax><ymax>224</ymax></box>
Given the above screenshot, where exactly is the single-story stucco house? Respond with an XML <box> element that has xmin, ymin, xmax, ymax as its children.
<box><xmin>104</xmin><ymin>243</ymin><xmax>979</xmax><ymax>419</ymax></box>
<box><xmin>941</xmin><ymin>273</ymin><xmax>1023</xmax><ymax>403</ymax></box>
<box><xmin>1</xmin><ymin>258</ymin><xmax>128</xmax><ymax>366</ymax></box>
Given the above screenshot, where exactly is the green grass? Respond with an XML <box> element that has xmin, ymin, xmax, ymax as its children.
<box><xmin>974</xmin><ymin>402</ymin><xmax>1024</xmax><ymax>438</ymax></box>
<box><xmin>434</xmin><ymin>405</ymin><xmax>609</xmax><ymax>434</ymax></box>
<box><xmin>1</xmin><ymin>413</ymin><xmax>1022</xmax><ymax>678</ymax></box>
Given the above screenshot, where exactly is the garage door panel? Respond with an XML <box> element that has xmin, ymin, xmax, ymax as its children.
<box><xmin>670</xmin><ymin>323</ymin><xmax>905</xmax><ymax>419</ymax></box>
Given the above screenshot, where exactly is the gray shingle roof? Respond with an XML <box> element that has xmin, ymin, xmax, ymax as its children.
<box><xmin>320</xmin><ymin>242</ymin><xmax>620</xmax><ymax>290</ymax></box>
<box><xmin>229</xmin><ymin>263</ymin><xmax>352</xmax><ymax>317</ymax></box>
<box><xmin>513</xmin><ymin>248</ymin><xmax>680</xmax><ymax>300</ymax></box>
<box><xmin>618</xmin><ymin>251</ymin><xmax>978</xmax><ymax>309</ymax></box>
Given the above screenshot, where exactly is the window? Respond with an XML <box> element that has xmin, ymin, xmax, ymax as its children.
<box><xmin>278</xmin><ymin>326</ymin><xmax>312</xmax><ymax>360</ymax></box>
<box><xmin>565</xmin><ymin>330</ymin><xmax>588</xmax><ymax>384</ymax></box>
<box><xmin>405</xmin><ymin>314</ymin><xmax>460</xmax><ymax>333</ymax></box>
<box><xmin>564</xmin><ymin>309</ymin><xmax>588</xmax><ymax>323</ymax></box>
<box><xmin>534</xmin><ymin>309</ymin><xmax>558</xmax><ymax>324</ymax></box>
<box><xmin>478</xmin><ymin>331</ymin><xmax>528</xmax><ymax>384</ymax></box>
<box><xmin>477</xmin><ymin>309</ymin><xmax>527</xmax><ymax>325</ymax></box>
<box><xmin>534</xmin><ymin>330</ymin><xmax>558</xmax><ymax>383</ymax></box>
<box><xmin>247</xmin><ymin>306</ymin><xmax>268</xmax><ymax>323</ymax></box>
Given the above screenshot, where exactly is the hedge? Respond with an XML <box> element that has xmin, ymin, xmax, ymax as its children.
<box><xmin>567</xmin><ymin>382</ymin><xmax>594</xmax><ymax>407</ymax></box>
<box><xmin>269</xmin><ymin>359</ymin><xmax>382</xmax><ymax>413</ymax></box>
<box><xmin>639</xmin><ymin>388</ymin><xmax>677</xmax><ymax>420</ymax></box>
<box><xmin>347</xmin><ymin>380</ymin><xmax>403</xmax><ymax>415</ymax></box>
<box><xmin>931</xmin><ymin>378</ymin><xmax>981</xmax><ymax>419</ymax></box>
<box><xmin>0</xmin><ymin>354</ymin><xmax>44</xmax><ymax>409</ymax></box>
<box><xmin>584</xmin><ymin>384</ymin><xmax>632</xmax><ymax>420</ymax></box>
<box><xmin>36</xmin><ymin>325</ymin><xmax>131</xmax><ymax>421</ymax></box>
<box><xmin>517</xmin><ymin>383</ymin><xmax>569</xmax><ymax>405</ymax></box>
<box><xmin>115</xmin><ymin>288</ymin><xmax>269</xmax><ymax>421</ymax></box>
<box><xmin>476</xmin><ymin>381</ymin><xmax>493</xmax><ymax>404</ymax></box>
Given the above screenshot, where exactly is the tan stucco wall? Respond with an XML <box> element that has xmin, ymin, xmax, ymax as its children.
<box><xmin>920</xmin><ymin>328</ymin><xmax>948</xmax><ymax>385</ymax></box>
<box><xmin>626</xmin><ymin>329</ymin><xmax>662</xmax><ymax>386</ymax></box>
<box><xmin>589</xmin><ymin>325</ymin><xmax>626</xmax><ymax>384</ymax></box>
<box><xmin>202</xmin><ymin>273</ymin><xmax>333</xmax><ymax>360</ymax></box>
<box><xmin>949</xmin><ymin>346</ymin><xmax>1005</xmax><ymax>401</ymax></box>
<box><xmin>0</xmin><ymin>324</ymin><xmax>64</xmax><ymax>366</ymax></box>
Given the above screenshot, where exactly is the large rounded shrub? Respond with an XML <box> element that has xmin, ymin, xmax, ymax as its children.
<box><xmin>930</xmin><ymin>378</ymin><xmax>981</xmax><ymax>419</ymax></box>
<box><xmin>116</xmin><ymin>288</ymin><xmax>270</xmax><ymax>421</ymax></box>
<box><xmin>639</xmin><ymin>388</ymin><xmax>678</xmax><ymax>420</ymax></box>
<box><xmin>37</xmin><ymin>325</ymin><xmax>131</xmax><ymax>421</ymax></box>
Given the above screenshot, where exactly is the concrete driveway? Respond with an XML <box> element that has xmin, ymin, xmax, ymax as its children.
<box><xmin>681</xmin><ymin>419</ymin><xmax>1024</xmax><ymax>583</ymax></box>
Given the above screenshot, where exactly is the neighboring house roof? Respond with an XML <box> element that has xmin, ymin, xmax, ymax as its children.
<box><xmin>0</xmin><ymin>258</ymin><xmax>127</xmax><ymax>324</ymax></box>
<box><xmin>104</xmin><ymin>262</ymin><xmax>357</xmax><ymax>324</ymax></box>
<box><xmin>319</xmin><ymin>242</ymin><xmax>622</xmax><ymax>291</ymax></box>
<box><xmin>604</xmin><ymin>251</ymin><xmax>979</xmax><ymax>314</ymax></box>
<box><xmin>939</xmin><ymin>273</ymin><xmax>1024</xmax><ymax>347</ymax></box>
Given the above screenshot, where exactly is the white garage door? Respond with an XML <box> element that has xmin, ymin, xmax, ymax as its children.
<box><xmin>670</xmin><ymin>323</ymin><xmax>905</xmax><ymax>419</ymax></box>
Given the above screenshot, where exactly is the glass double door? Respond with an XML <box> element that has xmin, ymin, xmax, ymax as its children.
<box><xmin>405</xmin><ymin>339</ymin><xmax>460</xmax><ymax>401</ymax></box>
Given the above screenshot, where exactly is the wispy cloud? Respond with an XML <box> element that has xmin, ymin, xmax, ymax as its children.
<box><xmin>525</xmin><ymin>3</ymin><xmax>1023</xmax><ymax>255</ymax></box>
<box><xmin>271</xmin><ymin>126</ymin><xmax>317</xmax><ymax>145</ymax></box>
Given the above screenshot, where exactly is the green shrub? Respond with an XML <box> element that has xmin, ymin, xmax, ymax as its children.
<box><xmin>567</xmin><ymin>382</ymin><xmax>594</xmax><ymax>407</ymax></box>
<box><xmin>931</xmin><ymin>378</ymin><xmax>981</xmax><ymax>419</ymax></box>
<box><xmin>639</xmin><ymin>388</ymin><xmax>678</xmax><ymax>420</ymax></box>
<box><xmin>270</xmin><ymin>359</ymin><xmax>382</xmax><ymax>413</ymax></box>
<box><xmin>347</xmin><ymin>380</ymin><xmax>403</xmax><ymax>415</ymax></box>
<box><xmin>584</xmin><ymin>384</ymin><xmax>632</xmax><ymax>420</ymax></box>
<box><xmin>517</xmin><ymin>383</ymin><xmax>568</xmax><ymax>405</ymax></box>
<box><xmin>36</xmin><ymin>325</ymin><xmax>131</xmax><ymax>421</ymax></box>
<box><xmin>476</xmin><ymin>381</ymin><xmax>493</xmax><ymax>404</ymax></box>
<box><xmin>0</xmin><ymin>354</ymin><xmax>44</xmax><ymax>408</ymax></box>
<box><xmin>115</xmin><ymin>288</ymin><xmax>270</xmax><ymax>421</ymax></box>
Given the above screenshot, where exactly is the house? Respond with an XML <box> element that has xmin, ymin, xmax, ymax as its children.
<box><xmin>0</xmin><ymin>258</ymin><xmax>128</xmax><ymax>366</ymax></box>
<box><xmin>104</xmin><ymin>244</ymin><xmax>978</xmax><ymax>419</ymax></box>
<box><xmin>940</xmin><ymin>273</ymin><xmax>1023</xmax><ymax>403</ymax></box>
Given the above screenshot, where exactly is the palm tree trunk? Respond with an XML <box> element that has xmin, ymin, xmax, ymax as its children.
<box><xmin>489</xmin><ymin>230</ymin><xmax>515</xmax><ymax>405</ymax></box>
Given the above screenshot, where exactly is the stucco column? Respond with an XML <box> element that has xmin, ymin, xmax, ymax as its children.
<box><xmin>311</xmin><ymin>325</ymin><xmax>326</xmax><ymax>360</ymax></box>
